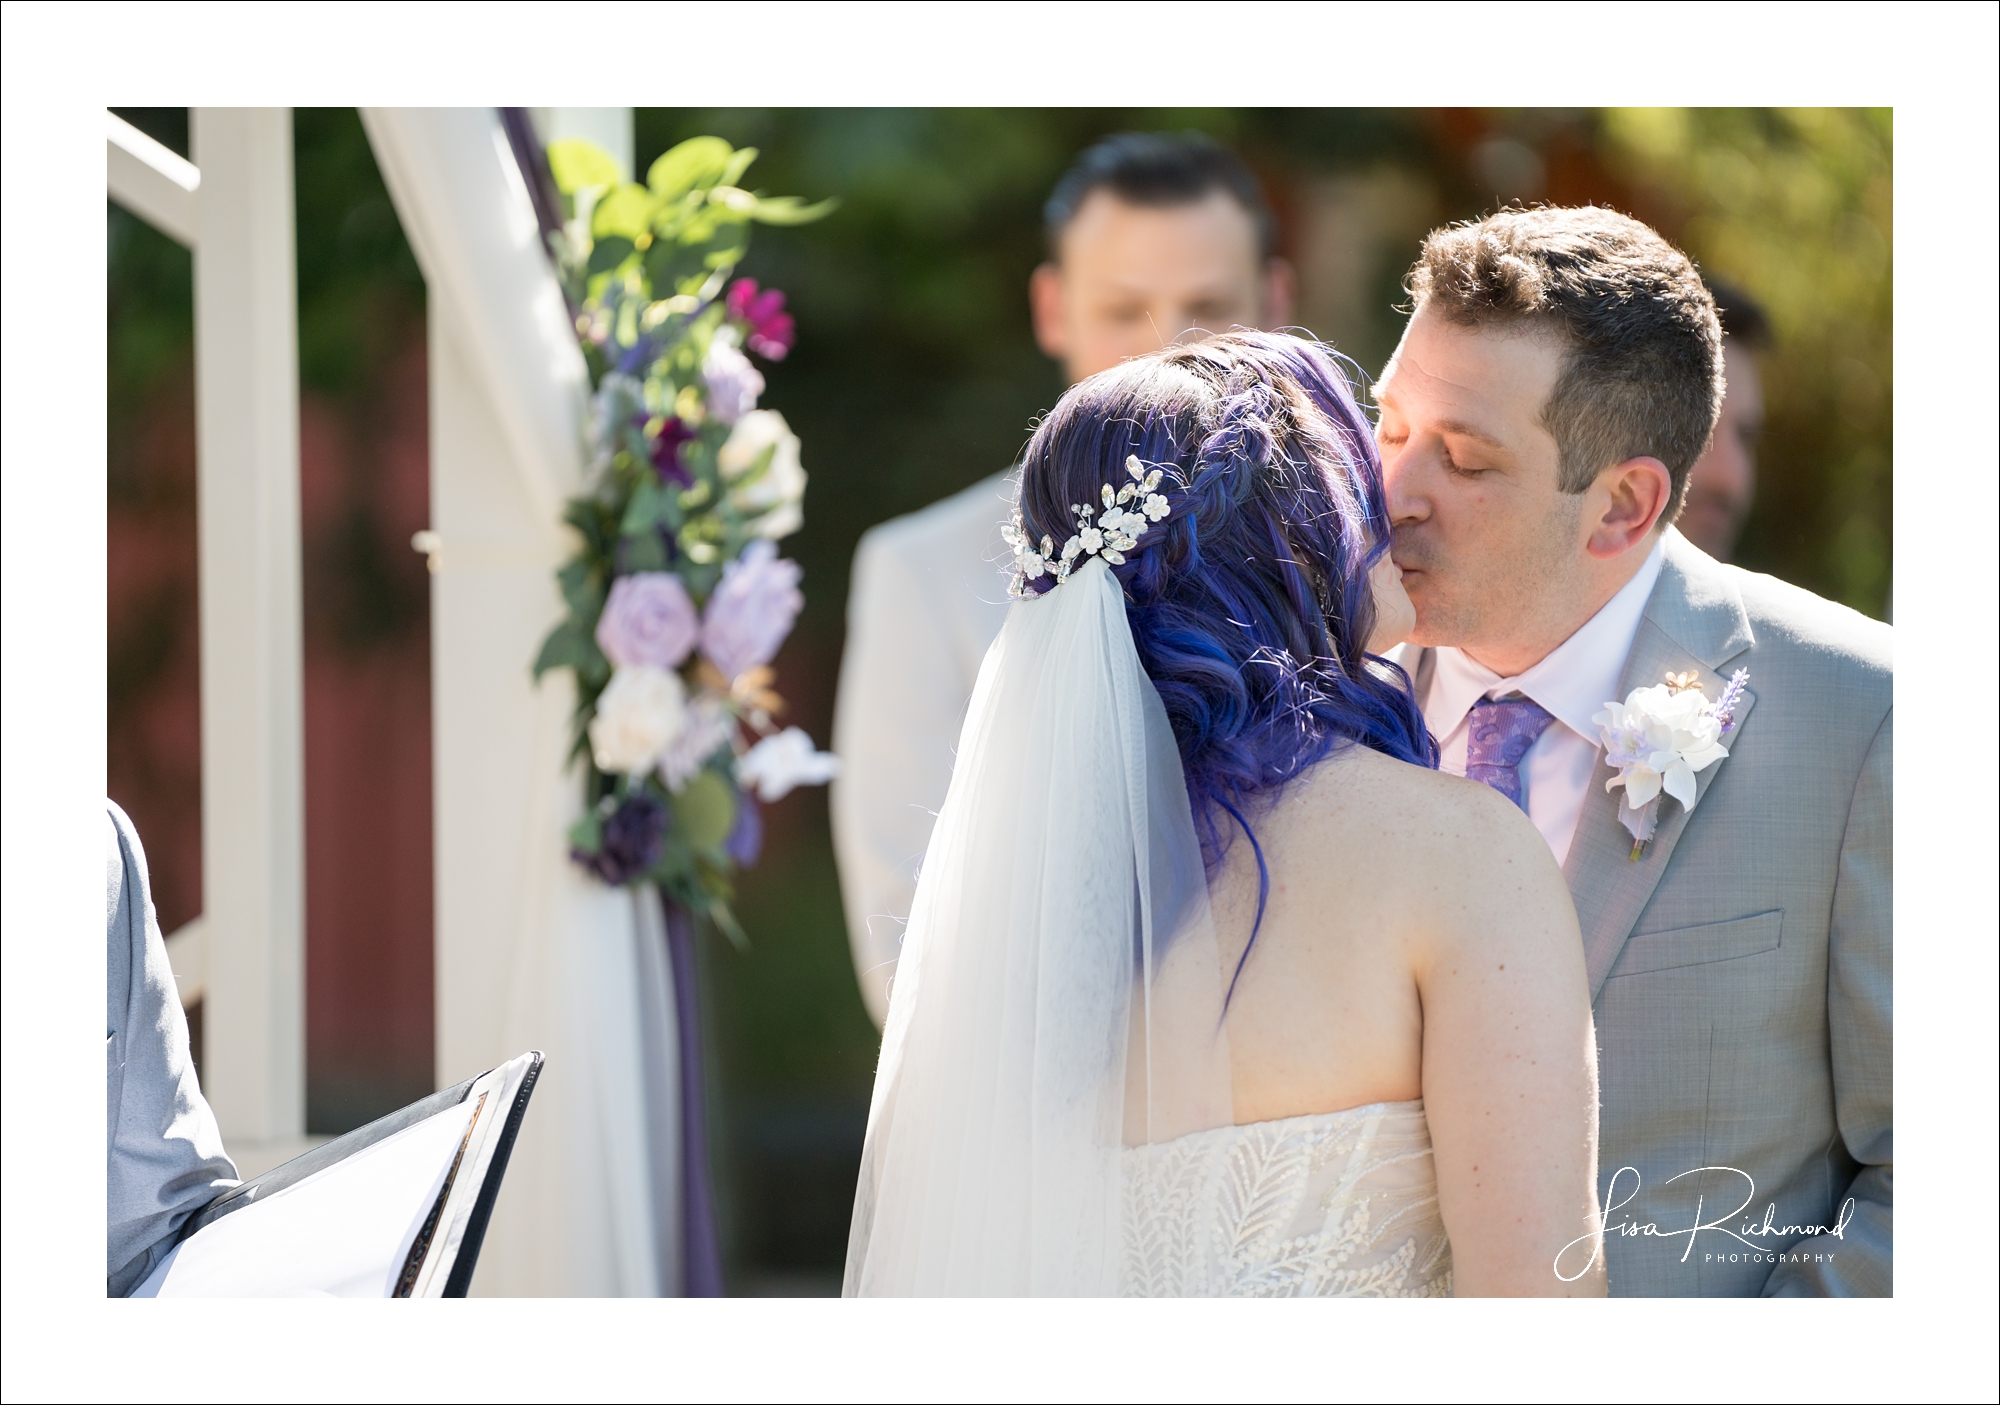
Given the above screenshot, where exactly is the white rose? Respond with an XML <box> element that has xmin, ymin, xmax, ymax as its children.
<box><xmin>589</xmin><ymin>666</ymin><xmax>688</xmax><ymax>775</ymax></box>
<box><xmin>717</xmin><ymin>409</ymin><xmax>806</xmax><ymax>539</ymax></box>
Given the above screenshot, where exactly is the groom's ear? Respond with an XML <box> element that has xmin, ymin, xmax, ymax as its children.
<box><xmin>1585</xmin><ymin>455</ymin><xmax>1675</xmax><ymax>560</ymax></box>
<box><xmin>1030</xmin><ymin>262</ymin><xmax>1069</xmax><ymax>363</ymax></box>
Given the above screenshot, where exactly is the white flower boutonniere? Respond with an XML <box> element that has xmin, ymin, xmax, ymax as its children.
<box><xmin>1595</xmin><ymin>669</ymin><xmax>1749</xmax><ymax>860</ymax></box>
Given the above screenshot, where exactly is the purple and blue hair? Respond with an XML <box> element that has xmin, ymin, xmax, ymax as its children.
<box><xmin>1015</xmin><ymin>331</ymin><xmax>1439</xmax><ymax>997</ymax></box>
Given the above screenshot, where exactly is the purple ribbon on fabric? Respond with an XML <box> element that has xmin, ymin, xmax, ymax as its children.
<box><xmin>663</xmin><ymin>901</ymin><xmax>725</xmax><ymax>1297</ymax></box>
<box><xmin>1465</xmin><ymin>695</ymin><xmax>1557</xmax><ymax>811</ymax></box>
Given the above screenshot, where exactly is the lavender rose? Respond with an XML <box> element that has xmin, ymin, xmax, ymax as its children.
<box><xmin>701</xmin><ymin>341</ymin><xmax>765</xmax><ymax>426</ymax></box>
<box><xmin>700</xmin><ymin>540</ymin><xmax>803</xmax><ymax>682</ymax></box>
<box><xmin>573</xmin><ymin>792</ymin><xmax>670</xmax><ymax>886</ymax></box>
<box><xmin>596</xmin><ymin>572</ymin><xmax>700</xmax><ymax>670</ymax></box>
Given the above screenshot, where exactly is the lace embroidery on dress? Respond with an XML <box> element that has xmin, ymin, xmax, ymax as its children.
<box><xmin>1121</xmin><ymin>1100</ymin><xmax>1453</xmax><ymax>1297</ymax></box>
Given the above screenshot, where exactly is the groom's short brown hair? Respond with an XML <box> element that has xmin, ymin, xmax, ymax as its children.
<box><xmin>1407</xmin><ymin>206</ymin><xmax>1724</xmax><ymax>513</ymax></box>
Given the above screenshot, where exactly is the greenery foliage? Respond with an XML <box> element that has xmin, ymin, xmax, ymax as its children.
<box><xmin>532</xmin><ymin>135</ymin><xmax>832</xmax><ymax>930</ymax></box>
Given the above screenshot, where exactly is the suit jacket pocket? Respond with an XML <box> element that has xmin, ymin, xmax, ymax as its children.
<box><xmin>1608</xmin><ymin>910</ymin><xmax>1783</xmax><ymax>979</ymax></box>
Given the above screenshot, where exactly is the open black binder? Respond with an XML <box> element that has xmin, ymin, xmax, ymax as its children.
<box><xmin>135</xmin><ymin>1050</ymin><xmax>543</xmax><ymax>1297</ymax></box>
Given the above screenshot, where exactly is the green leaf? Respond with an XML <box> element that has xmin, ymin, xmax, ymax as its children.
<box><xmin>698</xmin><ymin>220</ymin><xmax>751</xmax><ymax>271</ymax></box>
<box><xmin>621</xmin><ymin>474</ymin><xmax>669</xmax><ymax>536</ymax></box>
<box><xmin>586</xmin><ymin>235</ymin><xmax>635</xmax><ymax>276</ymax></box>
<box><xmin>644</xmin><ymin>240</ymin><xmax>707</xmax><ymax>299</ymax></box>
<box><xmin>747</xmin><ymin>194</ymin><xmax>838</xmax><ymax>226</ymax></box>
<box><xmin>647</xmin><ymin>136</ymin><xmax>735</xmax><ymax>200</ymax></box>
<box><xmin>547</xmin><ymin>139</ymin><xmax>622</xmax><ymax>195</ymax></box>
<box><xmin>591</xmin><ymin>183</ymin><xmax>656</xmax><ymax>242</ymax></box>
<box><xmin>720</xmin><ymin>147</ymin><xmax>758</xmax><ymax>188</ymax></box>
<box><xmin>670</xmin><ymin>767</ymin><xmax>737</xmax><ymax>853</ymax></box>
<box><xmin>644</xmin><ymin>213</ymin><xmax>750</xmax><ymax>295</ymax></box>
<box><xmin>533</xmin><ymin>619</ymin><xmax>598</xmax><ymax>679</ymax></box>
<box><xmin>564</xmin><ymin>497</ymin><xmax>616</xmax><ymax>558</ymax></box>
<box><xmin>621</xmin><ymin>529</ymin><xmax>668</xmax><ymax>572</ymax></box>
<box><xmin>649</xmin><ymin>833</ymin><xmax>698</xmax><ymax>888</ymax></box>
<box><xmin>557</xmin><ymin>558</ymin><xmax>604</xmax><ymax>621</ymax></box>
<box><xmin>567</xmin><ymin>808</ymin><xmax>604</xmax><ymax>854</ymax></box>
<box><xmin>707</xmin><ymin>898</ymin><xmax>751</xmax><ymax>954</ymax></box>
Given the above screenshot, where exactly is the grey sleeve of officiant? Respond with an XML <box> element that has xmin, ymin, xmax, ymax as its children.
<box><xmin>106</xmin><ymin>802</ymin><xmax>237</xmax><ymax>1297</ymax></box>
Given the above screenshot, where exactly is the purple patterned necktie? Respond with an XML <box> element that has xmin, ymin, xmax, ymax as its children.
<box><xmin>1465</xmin><ymin>695</ymin><xmax>1557</xmax><ymax>811</ymax></box>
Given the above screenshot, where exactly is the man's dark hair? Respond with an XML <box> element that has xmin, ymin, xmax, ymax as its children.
<box><xmin>1044</xmin><ymin>132</ymin><xmax>1277</xmax><ymax>262</ymax></box>
<box><xmin>1707</xmin><ymin>279</ymin><xmax>1773</xmax><ymax>352</ymax></box>
<box><xmin>1408</xmin><ymin>206</ymin><xmax>1724</xmax><ymax>514</ymax></box>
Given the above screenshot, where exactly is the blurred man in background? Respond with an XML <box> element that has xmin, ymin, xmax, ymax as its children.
<box><xmin>1675</xmin><ymin>282</ymin><xmax>1770</xmax><ymax>560</ymax></box>
<box><xmin>832</xmin><ymin>133</ymin><xmax>1294</xmax><ymax>1026</ymax></box>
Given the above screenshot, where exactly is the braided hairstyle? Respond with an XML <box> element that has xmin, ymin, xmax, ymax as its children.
<box><xmin>1015</xmin><ymin>332</ymin><xmax>1437</xmax><ymax>990</ymax></box>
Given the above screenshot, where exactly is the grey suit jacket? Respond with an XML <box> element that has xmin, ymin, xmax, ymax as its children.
<box><xmin>1410</xmin><ymin>530</ymin><xmax>1891</xmax><ymax>1296</ymax></box>
<box><xmin>107</xmin><ymin>801</ymin><xmax>236</xmax><ymax>1295</ymax></box>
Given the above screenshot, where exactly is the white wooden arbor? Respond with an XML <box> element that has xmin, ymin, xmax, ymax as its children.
<box><xmin>107</xmin><ymin>110</ymin><xmax>307</xmax><ymax>1168</ymax></box>
<box><xmin>108</xmin><ymin>107</ymin><xmax>671</xmax><ymax>1292</ymax></box>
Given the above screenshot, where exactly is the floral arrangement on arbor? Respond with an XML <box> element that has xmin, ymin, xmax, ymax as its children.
<box><xmin>532</xmin><ymin>136</ymin><xmax>838</xmax><ymax>938</ymax></box>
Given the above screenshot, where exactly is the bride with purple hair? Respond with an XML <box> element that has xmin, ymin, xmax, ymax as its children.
<box><xmin>843</xmin><ymin>331</ymin><xmax>1606</xmax><ymax>1297</ymax></box>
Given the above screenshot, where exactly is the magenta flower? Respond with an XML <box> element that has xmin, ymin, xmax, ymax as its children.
<box><xmin>700</xmin><ymin>540</ymin><xmax>803</xmax><ymax>681</ymax></box>
<box><xmin>725</xmin><ymin>279</ymin><xmax>796</xmax><ymax>361</ymax></box>
<box><xmin>597</xmin><ymin>572</ymin><xmax>700</xmax><ymax>670</ymax></box>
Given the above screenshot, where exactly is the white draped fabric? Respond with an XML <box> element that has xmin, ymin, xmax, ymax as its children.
<box><xmin>360</xmin><ymin>108</ymin><xmax>677</xmax><ymax>1296</ymax></box>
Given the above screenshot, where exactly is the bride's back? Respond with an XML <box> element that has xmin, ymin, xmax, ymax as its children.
<box><xmin>1210</xmin><ymin>743</ymin><xmax>1575</xmax><ymax>1123</ymax></box>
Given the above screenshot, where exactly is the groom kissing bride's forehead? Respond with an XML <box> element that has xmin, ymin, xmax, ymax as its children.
<box><xmin>1380</xmin><ymin>206</ymin><xmax>1892</xmax><ymax>1297</ymax></box>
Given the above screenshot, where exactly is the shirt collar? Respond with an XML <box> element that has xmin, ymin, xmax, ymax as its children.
<box><xmin>1425</xmin><ymin>539</ymin><xmax>1666</xmax><ymax>745</ymax></box>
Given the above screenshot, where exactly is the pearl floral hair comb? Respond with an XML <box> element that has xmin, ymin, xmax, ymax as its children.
<box><xmin>1004</xmin><ymin>455</ymin><xmax>1172</xmax><ymax>598</ymax></box>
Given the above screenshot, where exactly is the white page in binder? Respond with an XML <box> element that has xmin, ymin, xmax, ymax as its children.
<box><xmin>139</xmin><ymin>1098</ymin><xmax>480</xmax><ymax>1298</ymax></box>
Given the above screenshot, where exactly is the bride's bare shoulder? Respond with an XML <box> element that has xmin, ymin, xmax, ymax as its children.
<box><xmin>1283</xmin><ymin>746</ymin><xmax>1559</xmax><ymax>888</ymax></box>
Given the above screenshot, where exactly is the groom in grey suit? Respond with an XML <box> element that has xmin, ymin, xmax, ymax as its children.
<box><xmin>1375</xmin><ymin>207</ymin><xmax>1890</xmax><ymax>1296</ymax></box>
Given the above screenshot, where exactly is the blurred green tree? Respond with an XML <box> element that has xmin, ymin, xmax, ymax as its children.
<box><xmin>1598</xmin><ymin>107</ymin><xmax>1892</xmax><ymax>615</ymax></box>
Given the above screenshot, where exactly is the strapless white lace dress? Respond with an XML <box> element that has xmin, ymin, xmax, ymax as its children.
<box><xmin>1121</xmin><ymin>1099</ymin><xmax>1453</xmax><ymax>1297</ymax></box>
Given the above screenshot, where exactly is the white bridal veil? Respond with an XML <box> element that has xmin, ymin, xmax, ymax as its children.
<box><xmin>844</xmin><ymin>556</ymin><xmax>1233</xmax><ymax>1295</ymax></box>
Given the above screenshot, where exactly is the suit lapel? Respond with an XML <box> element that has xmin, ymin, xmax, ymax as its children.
<box><xmin>1564</xmin><ymin>533</ymin><xmax>1758</xmax><ymax>1000</ymax></box>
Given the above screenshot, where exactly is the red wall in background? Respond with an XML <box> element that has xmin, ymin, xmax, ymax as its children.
<box><xmin>299</xmin><ymin>332</ymin><xmax>435</xmax><ymax>1129</ymax></box>
<box><xmin>106</xmin><ymin>328</ymin><xmax>437</xmax><ymax>1134</ymax></box>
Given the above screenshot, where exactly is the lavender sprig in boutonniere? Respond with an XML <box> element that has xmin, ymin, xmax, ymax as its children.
<box><xmin>1595</xmin><ymin>668</ymin><xmax>1749</xmax><ymax>860</ymax></box>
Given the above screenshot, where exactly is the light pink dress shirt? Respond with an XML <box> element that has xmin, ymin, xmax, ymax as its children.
<box><xmin>1422</xmin><ymin>542</ymin><xmax>1665</xmax><ymax>867</ymax></box>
